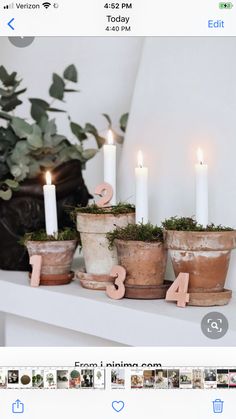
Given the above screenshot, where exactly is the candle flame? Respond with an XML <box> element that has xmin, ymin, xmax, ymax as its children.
<box><xmin>46</xmin><ymin>171</ymin><xmax>52</xmax><ymax>185</ymax></box>
<box><xmin>107</xmin><ymin>130</ymin><xmax>114</xmax><ymax>145</ymax></box>
<box><xmin>197</xmin><ymin>148</ymin><xmax>204</xmax><ymax>165</ymax></box>
<box><xmin>137</xmin><ymin>150</ymin><xmax>144</xmax><ymax>168</ymax></box>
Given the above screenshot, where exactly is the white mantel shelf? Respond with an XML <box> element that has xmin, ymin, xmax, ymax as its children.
<box><xmin>0</xmin><ymin>268</ymin><xmax>235</xmax><ymax>347</ymax></box>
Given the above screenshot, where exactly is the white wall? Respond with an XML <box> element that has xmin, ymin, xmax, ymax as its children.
<box><xmin>119</xmin><ymin>37</ymin><xmax>236</xmax><ymax>291</ymax></box>
<box><xmin>0</xmin><ymin>36</ymin><xmax>143</xmax><ymax>192</ymax></box>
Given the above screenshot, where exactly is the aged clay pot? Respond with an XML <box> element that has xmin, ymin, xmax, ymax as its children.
<box><xmin>115</xmin><ymin>240</ymin><xmax>167</xmax><ymax>286</ymax></box>
<box><xmin>77</xmin><ymin>212</ymin><xmax>135</xmax><ymax>275</ymax></box>
<box><xmin>165</xmin><ymin>230</ymin><xmax>236</xmax><ymax>293</ymax></box>
<box><xmin>115</xmin><ymin>239</ymin><xmax>168</xmax><ymax>299</ymax></box>
<box><xmin>26</xmin><ymin>240</ymin><xmax>77</xmax><ymax>285</ymax></box>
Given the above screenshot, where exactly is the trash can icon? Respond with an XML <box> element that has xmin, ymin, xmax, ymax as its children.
<box><xmin>213</xmin><ymin>399</ymin><xmax>224</xmax><ymax>413</ymax></box>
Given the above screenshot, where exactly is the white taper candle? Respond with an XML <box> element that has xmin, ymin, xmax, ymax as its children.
<box><xmin>43</xmin><ymin>171</ymin><xmax>58</xmax><ymax>236</ymax></box>
<box><xmin>103</xmin><ymin>130</ymin><xmax>116</xmax><ymax>205</ymax></box>
<box><xmin>195</xmin><ymin>148</ymin><xmax>208</xmax><ymax>227</ymax></box>
<box><xmin>135</xmin><ymin>150</ymin><xmax>149</xmax><ymax>224</ymax></box>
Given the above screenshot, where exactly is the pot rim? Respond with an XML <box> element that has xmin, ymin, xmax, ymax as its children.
<box><xmin>26</xmin><ymin>239</ymin><xmax>77</xmax><ymax>245</ymax></box>
<box><xmin>165</xmin><ymin>229</ymin><xmax>236</xmax><ymax>251</ymax></box>
<box><xmin>164</xmin><ymin>229</ymin><xmax>236</xmax><ymax>235</ymax></box>
<box><xmin>76</xmin><ymin>211</ymin><xmax>135</xmax><ymax>218</ymax></box>
<box><xmin>114</xmin><ymin>239</ymin><xmax>164</xmax><ymax>247</ymax></box>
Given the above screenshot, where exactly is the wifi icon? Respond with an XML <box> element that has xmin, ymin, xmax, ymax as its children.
<box><xmin>42</xmin><ymin>2</ymin><xmax>51</xmax><ymax>8</ymax></box>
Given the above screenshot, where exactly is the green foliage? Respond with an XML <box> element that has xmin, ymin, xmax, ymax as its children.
<box><xmin>162</xmin><ymin>216</ymin><xmax>234</xmax><ymax>232</ymax></box>
<box><xmin>73</xmin><ymin>202</ymin><xmax>135</xmax><ymax>216</ymax></box>
<box><xmin>0</xmin><ymin>65</ymin><xmax>128</xmax><ymax>199</ymax></box>
<box><xmin>21</xmin><ymin>227</ymin><xmax>79</xmax><ymax>245</ymax></box>
<box><xmin>107</xmin><ymin>223</ymin><xmax>164</xmax><ymax>249</ymax></box>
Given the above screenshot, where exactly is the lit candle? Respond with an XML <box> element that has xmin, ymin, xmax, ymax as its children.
<box><xmin>135</xmin><ymin>150</ymin><xmax>148</xmax><ymax>224</ymax></box>
<box><xmin>195</xmin><ymin>148</ymin><xmax>208</xmax><ymax>227</ymax></box>
<box><xmin>103</xmin><ymin>130</ymin><xmax>116</xmax><ymax>205</ymax></box>
<box><xmin>43</xmin><ymin>171</ymin><xmax>58</xmax><ymax>236</ymax></box>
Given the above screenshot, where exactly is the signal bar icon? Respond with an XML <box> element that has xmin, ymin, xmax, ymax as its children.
<box><xmin>3</xmin><ymin>2</ymin><xmax>14</xmax><ymax>8</ymax></box>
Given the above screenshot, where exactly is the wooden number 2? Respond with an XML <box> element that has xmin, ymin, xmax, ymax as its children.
<box><xmin>106</xmin><ymin>265</ymin><xmax>126</xmax><ymax>300</ymax></box>
<box><xmin>166</xmin><ymin>273</ymin><xmax>190</xmax><ymax>308</ymax></box>
<box><xmin>94</xmin><ymin>182</ymin><xmax>113</xmax><ymax>208</ymax></box>
<box><xmin>30</xmin><ymin>255</ymin><xmax>42</xmax><ymax>287</ymax></box>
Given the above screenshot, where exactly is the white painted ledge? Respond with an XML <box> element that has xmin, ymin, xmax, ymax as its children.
<box><xmin>0</xmin><ymin>268</ymin><xmax>235</xmax><ymax>346</ymax></box>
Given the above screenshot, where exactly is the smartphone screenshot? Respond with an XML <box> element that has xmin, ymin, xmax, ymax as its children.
<box><xmin>0</xmin><ymin>0</ymin><xmax>235</xmax><ymax>417</ymax></box>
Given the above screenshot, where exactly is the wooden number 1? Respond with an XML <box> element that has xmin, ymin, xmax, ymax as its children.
<box><xmin>106</xmin><ymin>265</ymin><xmax>126</xmax><ymax>300</ymax></box>
<box><xmin>94</xmin><ymin>182</ymin><xmax>113</xmax><ymax>207</ymax></box>
<box><xmin>30</xmin><ymin>255</ymin><xmax>42</xmax><ymax>287</ymax></box>
<box><xmin>166</xmin><ymin>273</ymin><xmax>190</xmax><ymax>308</ymax></box>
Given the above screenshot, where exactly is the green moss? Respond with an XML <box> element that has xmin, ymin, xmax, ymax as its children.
<box><xmin>162</xmin><ymin>216</ymin><xmax>234</xmax><ymax>232</ymax></box>
<box><xmin>72</xmin><ymin>202</ymin><xmax>135</xmax><ymax>216</ymax></box>
<box><xmin>107</xmin><ymin>223</ymin><xmax>164</xmax><ymax>249</ymax></box>
<box><xmin>21</xmin><ymin>227</ymin><xmax>79</xmax><ymax>245</ymax></box>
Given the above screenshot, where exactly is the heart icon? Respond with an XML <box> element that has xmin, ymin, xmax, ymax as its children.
<box><xmin>112</xmin><ymin>401</ymin><xmax>125</xmax><ymax>413</ymax></box>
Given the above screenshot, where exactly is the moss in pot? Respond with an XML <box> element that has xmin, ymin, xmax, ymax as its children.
<box><xmin>23</xmin><ymin>228</ymin><xmax>79</xmax><ymax>285</ymax></box>
<box><xmin>162</xmin><ymin>216</ymin><xmax>236</xmax><ymax>295</ymax></box>
<box><xmin>107</xmin><ymin>223</ymin><xmax>169</xmax><ymax>299</ymax></box>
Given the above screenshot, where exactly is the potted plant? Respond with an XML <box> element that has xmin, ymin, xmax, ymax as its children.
<box><xmin>23</xmin><ymin>227</ymin><xmax>79</xmax><ymax>285</ymax></box>
<box><xmin>74</xmin><ymin>203</ymin><xmax>135</xmax><ymax>289</ymax></box>
<box><xmin>163</xmin><ymin>216</ymin><xmax>236</xmax><ymax>303</ymax></box>
<box><xmin>107</xmin><ymin>223</ymin><xmax>169</xmax><ymax>299</ymax></box>
<box><xmin>0</xmin><ymin>65</ymin><xmax>128</xmax><ymax>271</ymax></box>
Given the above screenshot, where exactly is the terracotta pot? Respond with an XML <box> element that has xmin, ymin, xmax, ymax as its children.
<box><xmin>26</xmin><ymin>240</ymin><xmax>77</xmax><ymax>285</ymax></box>
<box><xmin>165</xmin><ymin>230</ymin><xmax>236</xmax><ymax>292</ymax></box>
<box><xmin>115</xmin><ymin>239</ymin><xmax>167</xmax><ymax>287</ymax></box>
<box><xmin>77</xmin><ymin>212</ymin><xmax>135</xmax><ymax>275</ymax></box>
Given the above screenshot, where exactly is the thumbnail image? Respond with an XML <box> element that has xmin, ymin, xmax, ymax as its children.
<box><xmin>44</xmin><ymin>369</ymin><xmax>57</xmax><ymax>389</ymax></box>
<box><xmin>111</xmin><ymin>368</ymin><xmax>125</xmax><ymax>389</ymax></box>
<box><xmin>7</xmin><ymin>369</ymin><xmax>19</xmax><ymax>388</ymax></box>
<box><xmin>204</xmin><ymin>369</ymin><xmax>217</xmax><ymax>389</ymax></box>
<box><xmin>69</xmin><ymin>369</ymin><xmax>81</xmax><ymax>389</ymax></box>
<box><xmin>57</xmin><ymin>370</ymin><xmax>69</xmax><ymax>389</ymax></box>
<box><xmin>19</xmin><ymin>369</ymin><xmax>32</xmax><ymax>388</ymax></box>
<box><xmin>143</xmin><ymin>370</ymin><xmax>155</xmax><ymax>389</ymax></box>
<box><xmin>154</xmin><ymin>369</ymin><xmax>168</xmax><ymax>389</ymax></box>
<box><xmin>168</xmin><ymin>370</ymin><xmax>180</xmax><ymax>389</ymax></box>
<box><xmin>179</xmin><ymin>368</ymin><xmax>193</xmax><ymax>389</ymax></box>
<box><xmin>94</xmin><ymin>368</ymin><xmax>105</xmax><ymax>389</ymax></box>
<box><xmin>81</xmin><ymin>369</ymin><xmax>94</xmax><ymax>388</ymax></box>
<box><xmin>229</xmin><ymin>370</ymin><xmax>236</xmax><ymax>388</ymax></box>
<box><xmin>192</xmin><ymin>369</ymin><xmax>204</xmax><ymax>389</ymax></box>
<box><xmin>131</xmin><ymin>369</ymin><xmax>144</xmax><ymax>389</ymax></box>
<box><xmin>32</xmin><ymin>370</ymin><xmax>44</xmax><ymax>389</ymax></box>
<box><xmin>0</xmin><ymin>369</ymin><xmax>7</xmax><ymax>389</ymax></box>
<box><xmin>217</xmin><ymin>369</ymin><xmax>229</xmax><ymax>388</ymax></box>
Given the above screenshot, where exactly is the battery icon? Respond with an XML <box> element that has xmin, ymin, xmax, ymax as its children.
<box><xmin>219</xmin><ymin>2</ymin><xmax>233</xmax><ymax>8</ymax></box>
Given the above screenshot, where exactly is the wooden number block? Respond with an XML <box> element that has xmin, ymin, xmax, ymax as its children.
<box><xmin>94</xmin><ymin>182</ymin><xmax>113</xmax><ymax>207</ymax></box>
<box><xmin>106</xmin><ymin>265</ymin><xmax>126</xmax><ymax>300</ymax></box>
<box><xmin>166</xmin><ymin>273</ymin><xmax>190</xmax><ymax>308</ymax></box>
<box><xmin>30</xmin><ymin>255</ymin><xmax>42</xmax><ymax>287</ymax></box>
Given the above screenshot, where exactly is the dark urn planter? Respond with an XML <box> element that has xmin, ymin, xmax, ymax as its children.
<box><xmin>0</xmin><ymin>160</ymin><xmax>92</xmax><ymax>271</ymax></box>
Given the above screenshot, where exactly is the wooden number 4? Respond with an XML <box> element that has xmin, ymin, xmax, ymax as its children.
<box><xmin>166</xmin><ymin>273</ymin><xmax>190</xmax><ymax>308</ymax></box>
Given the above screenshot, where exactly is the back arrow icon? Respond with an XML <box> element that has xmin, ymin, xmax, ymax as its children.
<box><xmin>8</xmin><ymin>18</ymin><xmax>15</xmax><ymax>30</ymax></box>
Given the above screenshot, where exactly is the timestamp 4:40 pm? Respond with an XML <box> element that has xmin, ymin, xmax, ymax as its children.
<box><xmin>105</xmin><ymin>25</ymin><xmax>131</xmax><ymax>31</ymax></box>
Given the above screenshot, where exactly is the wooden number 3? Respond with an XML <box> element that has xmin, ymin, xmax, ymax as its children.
<box><xmin>94</xmin><ymin>182</ymin><xmax>113</xmax><ymax>208</ymax></box>
<box><xmin>166</xmin><ymin>273</ymin><xmax>190</xmax><ymax>308</ymax></box>
<box><xmin>106</xmin><ymin>265</ymin><xmax>126</xmax><ymax>300</ymax></box>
